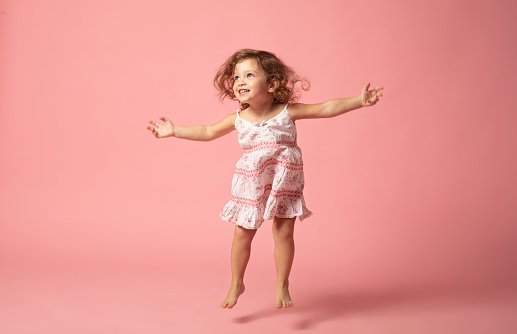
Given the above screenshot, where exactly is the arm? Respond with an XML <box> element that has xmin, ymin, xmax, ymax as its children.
<box><xmin>289</xmin><ymin>83</ymin><xmax>383</xmax><ymax>121</ymax></box>
<box><xmin>148</xmin><ymin>113</ymin><xmax>236</xmax><ymax>141</ymax></box>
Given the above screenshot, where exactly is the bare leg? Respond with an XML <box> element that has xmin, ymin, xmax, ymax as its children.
<box><xmin>220</xmin><ymin>225</ymin><xmax>257</xmax><ymax>309</ymax></box>
<box><xmin>272</xmin><ymin>216</ymin><xmax>296</xmax><ymax>308</ymax></box>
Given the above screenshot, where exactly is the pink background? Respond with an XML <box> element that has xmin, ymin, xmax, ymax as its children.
<box><xmin>1</xmin><ymin>0</ymin><xmax>516</xmax><ymax>333</ymax></box>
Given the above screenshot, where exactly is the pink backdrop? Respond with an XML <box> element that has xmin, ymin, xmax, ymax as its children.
<box><xmin>1</xmin><ymin>0</ymin><xmax>516</xmax><ymax>296</ymax></box>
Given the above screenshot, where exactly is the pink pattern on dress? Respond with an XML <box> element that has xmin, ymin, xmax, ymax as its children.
<box><xmin>220</xmin><ymin>105</ymin><xmax>313</xmax><ymax>229</ymax></box>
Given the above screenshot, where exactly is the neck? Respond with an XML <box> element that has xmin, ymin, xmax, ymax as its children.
<box><xmin>247</xmin><ymin>100</ymin><xmax>277</xmax><ymax>116</ymax></box>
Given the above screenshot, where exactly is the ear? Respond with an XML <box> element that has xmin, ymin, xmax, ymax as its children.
<box><xmin>268</xmin><ymin>79</ymin><xmax>279</xmax><ymax>93</ymax></box>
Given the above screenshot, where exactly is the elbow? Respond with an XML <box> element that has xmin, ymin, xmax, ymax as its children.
<box><xmin>204</xmin><ymin>129</ymin><xmax>217</xmax><ymax>141</ymax></box>
<box><xmin>319</xmin><ymin>104</ymin><xmax>333</xmax><ymax>118</ymax></box>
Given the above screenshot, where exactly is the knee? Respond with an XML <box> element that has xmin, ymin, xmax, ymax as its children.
<box><xmin>234</xmin><ymin>225</ymin><xmax>257</xmax><ymax>242</ymax></box>
<box><xmin>273</xmin><ymin>220</ymin><xmax>294</xmax><ymax>242</ymax></box>
<box><xmin>274</xmin><ymin>227</ymin><xmax>294</xmax><ymax>240</ymax></box>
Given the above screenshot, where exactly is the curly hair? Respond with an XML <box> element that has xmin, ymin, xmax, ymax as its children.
<box><xmin>214</xmin><ymin>49</ymin><xmax>310</xmax><ymax>110</ymax></box>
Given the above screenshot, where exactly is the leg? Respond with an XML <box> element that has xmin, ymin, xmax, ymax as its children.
<box><xmin>272</xmin><ymin>216</ymin><xmax>296</xmax><ymax>308</ymax></box>
<box><xmin>220</xmin><ymin>225</ymin><xmax>257</xmax><ymax>309</ymax></box>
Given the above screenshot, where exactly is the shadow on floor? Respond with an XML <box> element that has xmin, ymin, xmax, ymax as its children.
<box><xmin>233</xmin><ymin>280</ymin><xmax>517</xmax><ymax>330</ymax></box>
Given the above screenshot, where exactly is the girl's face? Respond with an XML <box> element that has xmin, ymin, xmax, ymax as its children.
<box><xmin>233</xmin><ymin>58</ymin><xmax>274</xmax><ymax>105</ymax></box>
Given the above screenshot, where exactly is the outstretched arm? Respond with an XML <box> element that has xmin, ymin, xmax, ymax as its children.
<box><xmin>147</xmin><ymin>113</ymin><xmax>236</xmax><ymax>141</ymax></box>
<box><xmin>289</xmin><ymin>83</ymin><xmax>383</xmax><ymax>121</ymax></box>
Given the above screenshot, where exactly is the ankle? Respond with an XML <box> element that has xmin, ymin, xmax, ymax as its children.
<box><xmin>276</xmin><ymin>279</ymin><xmax>289</xmax><ymax>289</ymax></box>
<box><xmin>230</xmin><ymin>280</ymin><xmax>245</xmax><ymax>289</ymax></box>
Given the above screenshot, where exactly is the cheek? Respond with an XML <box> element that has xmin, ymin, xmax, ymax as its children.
<box><xmin>231</xmin><ymin>84</ymin><xmax>239</xmax><ymax>97</ymax></box>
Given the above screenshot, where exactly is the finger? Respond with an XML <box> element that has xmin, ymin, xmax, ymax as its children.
<box><xmin>161</xmin><ymin>116</ymin><xmax>171</xmax><ymax>124</ymax></box>
<box><xmin>376</xmin><ymin>86</ymin><xmax>384</xmax><ymax>92</ymax></box>
<box><xmin>363</xmin><ymin>83</ymin><xmax>371</xmax><ymax>93</ymax></box>
<box><xmin>148</xmin><ymin>127</ymin><xmax>159</xmax><ymax>137</ymax></box>
<box><xmin>367</xmin><ymin>96</ymin><xmax>376</xmax><ymax>104</ymax></box>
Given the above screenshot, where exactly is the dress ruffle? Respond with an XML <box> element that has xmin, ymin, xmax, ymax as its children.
<box><xmin>220</xmin><ymin>195</ymin><xmax>313</xmax><ymax>229</ymax></box>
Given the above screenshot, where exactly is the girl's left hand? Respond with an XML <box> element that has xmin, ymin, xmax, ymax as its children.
<box><xmin>361</xmin><ymin>83</ymin><xmax>384</xmax><ymax>107</ymax></box>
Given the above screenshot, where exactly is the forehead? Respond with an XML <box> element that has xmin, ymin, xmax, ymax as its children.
<box><xmin>234</xmin><ymin>58</ymin><xmax>261</xmax><ymax>73</ymax></box>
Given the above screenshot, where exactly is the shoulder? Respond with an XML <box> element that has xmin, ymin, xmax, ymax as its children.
<box><xmin>218</xmin><ymin>112</ymin><xmax>237</xmax><ymax>129</ymax></box>
<box><xmin>206</xmin><ymin>112</ymin><xmax>237</xmax><ymax>139</ymax></box>
<box><xmin>223</xmin><ymin>112</ymin><xmax>237</xmax><ymax>122</ymax></box>
<box><xmin>209</xmin><ymin>112</ymin><xmax>236</xmax><ymax>129</ymax></box>
<box><xmin>287</xmin><ymin>102</ymin><xmax>326</xmax><ymax>121</ymax></box>
<box><xmin>226</xmin><ymin>112</ymin><xmax>237</xmax><ymax>124</ymax></box>
<box><xmin>286</xmin><ymin>103</ymin><xmax>309</xmax><ymax>121</ymax></box>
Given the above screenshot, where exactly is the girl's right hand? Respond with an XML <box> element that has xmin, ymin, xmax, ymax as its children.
<box><xmin>148</xmin><ymin>117</ymin><xmax>175</xmax><ymax>138</ymax></box>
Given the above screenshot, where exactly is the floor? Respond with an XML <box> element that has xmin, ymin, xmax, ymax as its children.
<box><xmin>1</xmin><ymin>270</ymin><xmax>516</xmax><ymax>334</ymax></box>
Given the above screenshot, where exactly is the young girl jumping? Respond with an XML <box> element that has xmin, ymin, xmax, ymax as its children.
<box><xmin>147</xmin><ymin>49</ymin><xmax>383</xmax><ymax>309</ymax></box>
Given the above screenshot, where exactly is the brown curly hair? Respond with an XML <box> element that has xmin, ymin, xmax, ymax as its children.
<box><xmin>214</xmin><ymin>49</ymin><xmax>310</xmax><ymax>110</ymax></box>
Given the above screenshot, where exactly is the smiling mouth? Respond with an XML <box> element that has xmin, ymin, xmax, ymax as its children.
<box><xmin>238</xmin><ymin>89</ymin><xmax>250</xmax><ymax>94</ymax></box>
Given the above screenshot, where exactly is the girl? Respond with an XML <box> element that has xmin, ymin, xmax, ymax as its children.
<box><xmin>147</xmin><ymin>49</ymin><xmax>383</xmax><ymax>309</ymax></box>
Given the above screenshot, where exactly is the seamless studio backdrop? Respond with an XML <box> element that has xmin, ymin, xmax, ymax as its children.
<box><xmin>1</xmin><ymin>0</ymin><xmax>516</xmax><ymax>326</ymax></box>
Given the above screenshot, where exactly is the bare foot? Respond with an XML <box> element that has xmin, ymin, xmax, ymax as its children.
<box><xmin>220</xmin><ymin>283</ymin><xmax>245</xmax><ymax>309</ymax></box>
<box><xmin>276</xmin><ymin>282</ymin><xmax>293</xmax><ymax>308</ymax></box>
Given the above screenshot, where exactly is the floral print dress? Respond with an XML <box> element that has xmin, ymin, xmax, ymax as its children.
<box><xmin>220</xmin><ymin>104</ymin><xmax>312</xmax><ymax>229</ymax></box>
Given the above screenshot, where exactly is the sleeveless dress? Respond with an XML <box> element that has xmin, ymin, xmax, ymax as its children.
<box><xmin>220</xmin><ymin>104</ymin><xmax>312</xmax><ymax>229</ymax></box>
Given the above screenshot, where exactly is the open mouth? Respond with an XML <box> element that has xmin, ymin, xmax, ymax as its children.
<box><xmin>238</xmin><ymin>89</ymin><xmax>250</xmax><ymax>95</ymax></box>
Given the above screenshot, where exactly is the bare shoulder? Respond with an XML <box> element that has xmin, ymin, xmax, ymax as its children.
<box><xmin>287</xmin><ymin>102</ymin><xmax>324</xmax><ymax>121</ymax></box>
<box><xmin>286</xmin><ymin>103</ymin><xmax>301</xmax><ymax>120</ymax></box>
<box><xmin>220</xmin><ymin>112</ymin><xmax>237</xmax><ymax>128</ymax></box>
<box><xmin>206</xmin><ymin>112</ymin><xmax>237</xmax><ymax>140</ymax></box>
<box><xmin>210</xmin><ymin>112</ymin><xmax>236</xmax><ymax>131</ymax></box>
<box><xmin>287</xmin><ymin>103</ymin><xmax>303</xmax><ymax>114</ymax></box>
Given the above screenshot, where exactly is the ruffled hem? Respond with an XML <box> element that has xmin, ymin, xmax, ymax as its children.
<box><xmin>219</xmin><ymin>196</ymin><xmax>312</xmax><ymax>229</ymax></box>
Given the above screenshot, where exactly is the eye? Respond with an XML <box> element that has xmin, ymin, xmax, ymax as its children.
<box><xmin>247</xmin><ymin>73</ymin><xmax>254</xmax><ymax>78</ymax></box>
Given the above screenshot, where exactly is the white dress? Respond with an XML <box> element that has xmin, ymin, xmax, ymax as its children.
<box><xmin>220</xmin><ymin>104</ymin><xmax>312</xmax><ymax>229</ymax></box>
